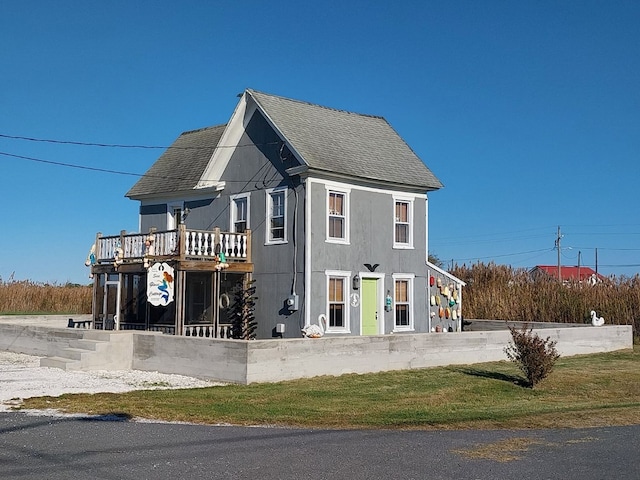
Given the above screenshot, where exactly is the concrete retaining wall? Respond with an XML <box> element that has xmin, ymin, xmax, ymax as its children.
<box><xmin>132</xmin><ymin>334</ymin><xmax>249</xmax><ymax>384</ymax></box>
<box><xmin>0</xmin><ymin>317</ymin><xmax>633</xmax><ymax>384</ymax></box>
<box><xmin>244</xmin><ymin>325</ymin><xmax>632</xmax><ymax>383</ymax></box>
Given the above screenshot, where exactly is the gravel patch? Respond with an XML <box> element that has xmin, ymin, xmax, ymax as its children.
<box><xmin>0</xmin><ymin>351</ymin><xmax>225</xmax><ymax>412</ymax></box>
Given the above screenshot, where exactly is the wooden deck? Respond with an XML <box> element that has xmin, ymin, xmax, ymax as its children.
<box><xmin>92</xmin><ymin>225</ymin><xmax>252</xmax><ymax>272</ymax></box>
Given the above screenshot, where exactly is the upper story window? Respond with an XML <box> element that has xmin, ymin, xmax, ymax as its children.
<box><xmin>230</xmin><ymin>193</ymin><xmax>250</xmax><ymax>233</ymax></box>
<box><xmin>393</xmin><ymin>196</ymin><xmax>414</xmax><ymax>249</ymax></box>
<box><xmin>326</xmin><ymin>187</ymin><xmax>350</xmax><ymax>244</ymax></box>
<box><xmin>266</xmin><ymin>187</ymin><xmax>287</xmax><ymax>244</ymax></box>
<box><xmin>392</xmin><ymin>273</ymin><xmax>414</xmax><ymax>331</ymax></box>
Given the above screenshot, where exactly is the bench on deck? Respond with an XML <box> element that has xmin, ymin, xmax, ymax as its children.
<box><xmin>67</xmin><ymin>318</ymin><xmax>93</xmax><ymax>329</ymax></box>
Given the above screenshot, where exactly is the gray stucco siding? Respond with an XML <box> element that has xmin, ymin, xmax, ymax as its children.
<box><xmin>139</xmin><ymin>204</ymin><xmax>168</xmax><ymax>233</ymax></box>
<box><xmin>218</xmin><ymin>110</ymin><xmax>307</xmax><ymax>338</ymax></box>
<box><xmin>307</xmin><ymin>180</ymin><xmax>430</xmax><ymax>335</ymax></box>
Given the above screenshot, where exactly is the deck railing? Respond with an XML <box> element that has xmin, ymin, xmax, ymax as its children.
<box><xmin>183</xmin><ymin>323</ymin><xmax>233</xmax><ymax>338</ymax></box>
<box><xmin>95</xmin><ymin>226</ymin><xmax>251</xmax><ymax>265</ymax></box>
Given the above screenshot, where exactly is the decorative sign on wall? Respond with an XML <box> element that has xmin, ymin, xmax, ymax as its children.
<box><xmin>147</xmin><ymin>262</ymin><xmax>175</xmax><ymax>306</ymax></box>
<box><xmin>350</xmin><ymin>293</ymin><xmax>360</xmax><ymax>307</ymax></box>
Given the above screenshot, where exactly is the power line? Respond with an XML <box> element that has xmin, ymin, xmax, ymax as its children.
<box><xmin>451</xmin><ymin>248</ymin><xmax>553</xmax><ymax>263</ymax></box>
<box><xmin>0</xmin><ymin>150</ymin><xmax>284</xmax><ymax>186</ymax></box>
<box><xmin>0</xmin><ymin>132</ymin><xmax>279</xmax><ymax>151</ymax></box>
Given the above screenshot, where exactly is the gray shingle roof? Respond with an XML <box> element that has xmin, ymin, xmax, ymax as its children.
<box><xmin>248</xmin><ymin>89</ymin><xmax>443</xmax><ymax>191</ymax></box>
<box><xmin>126</xmin><ymin>124</ymin><xmax>225</xmax><ymax>199</ymax></box>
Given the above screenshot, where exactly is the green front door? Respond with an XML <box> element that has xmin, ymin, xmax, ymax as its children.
<box><xmin>361</xmin><ymin>278</ymin><xmax>378</xmax><ymax>335</ymax></box>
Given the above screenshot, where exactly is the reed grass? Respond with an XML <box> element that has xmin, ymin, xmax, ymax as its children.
<box><xmin>451</xmin><ymin>263</ymin><xmax>640</xmax><ymax>339</ymax></box>
<box><xmin>0</xmin><ymin>276</ymin><xmax>91</xmax><ymax>314</ymax></box>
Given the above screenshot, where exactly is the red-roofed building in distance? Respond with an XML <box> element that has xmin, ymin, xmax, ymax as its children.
<box><xmin>530</xmin><ymin>265</ymin><xmax>606</xmax><ymax>285</ymax></box>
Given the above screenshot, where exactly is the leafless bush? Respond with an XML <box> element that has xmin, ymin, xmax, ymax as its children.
<box><xmin>505</xmin><ymin>323</ymin><xmax>560</xmax><ymax>388</ymax></box>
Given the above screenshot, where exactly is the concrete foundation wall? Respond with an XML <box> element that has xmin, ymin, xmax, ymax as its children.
<box><xmin>132</xmin><ymin>334</ymin><xmax>249</xmax><ymax>384</ymax></box>
<box><xmin>0</xmin><ymin>316</ymin><xmax>632</xmax><ymax>384</ymax></box>
<box><xmin>0</xmin><ymin>322</ymin><xmax>86</xmax><ymax>356</ymax></box>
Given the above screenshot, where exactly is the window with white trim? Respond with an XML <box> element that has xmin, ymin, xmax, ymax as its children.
<box><xmin>265</xmin><ymin>187</ymin><xmax>287</xmax><ymax>244</ymax></box>
<box><xmin>325</xmin><ymin>270</ymin><xmax>350</xmax><ymax>333</ymax></box>
<box><xmin>393</xmin><ymin>196</ymin><xmax>414</xmax><ymax>248</ymax></box>
<box><xmin>327</xmin><ymin>188</ymin><xmax>349</xmax><ymax>243</ymax></box>
<box><xmin>230</xmin><ymin>193</ymin><xmax>250</xmax><ymax>233</ymax></box>
<box><xmin>393</xmin><ymin>273</ymin><xmax>414</xmax><ymax>331</ymax></box>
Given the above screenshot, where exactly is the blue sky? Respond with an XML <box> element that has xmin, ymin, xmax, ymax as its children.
<box><xmin>1</xmin><ymin>1</ymin><xmax>638</xmax><ymax>284</ymax></box>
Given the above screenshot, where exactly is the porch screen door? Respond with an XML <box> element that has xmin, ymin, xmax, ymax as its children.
<box><xmin>361</xmin><ymin>278</ymin><xmax>378</xmax><ymax>335</ymax></box>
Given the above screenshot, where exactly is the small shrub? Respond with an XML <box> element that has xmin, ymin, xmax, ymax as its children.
<box><xmin>504</xmin><ymin>323</ymin><xmax>560</xmax><ymax>388</ymax></box>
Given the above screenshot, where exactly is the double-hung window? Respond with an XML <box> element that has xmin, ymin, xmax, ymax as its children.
<box><xmin>325</xmin><ymin>270</ymin><xmax>350</xmax><ymax>333</ymax></box>
<box><xmin>230</xmin><ymin>193</ymin><xmax>250</xmax><ymax>233</ymax></box>
<box><xmin>266</xmin><ymin>187</ymin><xmax>287</xmax><ymax>244</ymax></box>
<box><xmin>327</xmin><ymin>187</ymin><xmax>350</xmax><ymax>243</ymax></box>
<box><xmin>393</xmin><ymin>196</ymin><xmax>414</xmax><ymax>249</ymax></box>
<box><xmin>392</xmin><ymin>273</ymin><xmax>414</xmax><ymax>331</ymax></box>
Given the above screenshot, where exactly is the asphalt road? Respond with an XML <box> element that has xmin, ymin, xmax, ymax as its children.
<box><xmin>1</xmin><ymin>413</ymin><xmax>638</xmax><ymax>479</ymax></box>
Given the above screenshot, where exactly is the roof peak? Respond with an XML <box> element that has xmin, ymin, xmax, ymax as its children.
<box><xmin>181</xmin><ymin>123</ymin><xmax>226</xmax><ymax>136</ymax></box>
<box><xmin>246</xmin><ymin>88</ymin><xmax>386</xmax><ymax>121</ymax></box>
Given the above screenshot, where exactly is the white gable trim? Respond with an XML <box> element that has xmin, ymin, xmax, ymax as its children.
<box><xmin>196</xmin><ymin>93</ymin><xmax>258</xmax><ymax>189</ymax></box>
<box><xmin>196</xmin><ymin>90</ymin><xmax>306</xmax><ymax>190</ymax></box>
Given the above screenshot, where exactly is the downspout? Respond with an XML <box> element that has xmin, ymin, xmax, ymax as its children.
<box><xmin>304</xmin><ymin>177</ymin><xmax>312</xmax><ymax>328</ymax></box>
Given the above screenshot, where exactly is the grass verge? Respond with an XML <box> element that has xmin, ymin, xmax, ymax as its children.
<box><xmin>19</xmin><ymin>347</ymin><xmax>640</xmax><ymax>430</ymax></box>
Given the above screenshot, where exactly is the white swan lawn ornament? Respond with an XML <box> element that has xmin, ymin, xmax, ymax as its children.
<box><xmin>302</xmin><ymin>314</ymin><xmax>326</xmax><ymax>338</ymax></box>
<box><xmin>590</xmin><ymin>310</ymin><xmax>605</xmax><ymax>326</ymax></box>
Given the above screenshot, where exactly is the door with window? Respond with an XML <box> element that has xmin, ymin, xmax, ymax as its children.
<box><xmin>94</xmin><ymin>273</ymin><xmax>120</xmax><ymax>330</ymax></box>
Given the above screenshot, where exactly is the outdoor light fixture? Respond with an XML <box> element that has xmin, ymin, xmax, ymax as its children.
<box><xmin>352</xmin><ymin>274</ymin><xmax>360</xmax><ymax>290</ymax></box>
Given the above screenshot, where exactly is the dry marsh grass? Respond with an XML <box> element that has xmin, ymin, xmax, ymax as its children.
<box><xmin>451</xmin><ymin>262</ymin><xmax>640</xmax><ymax>339</ymax></box>
<box><xmin>0</xmin><ymin>277</ymin><xmax>91</xmax><ymax>314</ymax></box>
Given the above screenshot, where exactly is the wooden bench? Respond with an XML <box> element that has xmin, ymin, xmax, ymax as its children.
<box><xmin>67</xmin><ymin>318</ymin><xmax>93</xmax><ymax>329</ymax></box>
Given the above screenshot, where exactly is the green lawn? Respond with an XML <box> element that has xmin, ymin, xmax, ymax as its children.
<box><xmin>20</xmin><ymin>347</ymin><xmax>640</xmax><ymax>430</ymax></box>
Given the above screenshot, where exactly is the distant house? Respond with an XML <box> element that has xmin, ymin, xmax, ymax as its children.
<box><xmin>89</xmin><ymin>89</ymin><xmax>464</xmax><ymax>339</ymax></box>
<box><xmin>530</xmin><ymin>265</ymin><xmax>605</xmax><ymax>285</ymax></box>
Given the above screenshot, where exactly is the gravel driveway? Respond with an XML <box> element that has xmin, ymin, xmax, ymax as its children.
<box><xmin>0</xmin><ymin>351</ymin><xmax>223</xmax><ymax>412</ymax></box>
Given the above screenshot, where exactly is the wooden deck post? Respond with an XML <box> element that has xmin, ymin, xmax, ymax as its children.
<box><xmin>178</xmin><ymin>224</ymin><xmax>186</xmax><ymax>260</ymax></box>
<box><xmin>245</xmin><ymin>229</ymin><xmax>252</xmax><ymax>262</ymax></box>
<box><xmin>214</xmin><ymin>227</ymin><xmax>221</xmax><ymax>255</ymax></box>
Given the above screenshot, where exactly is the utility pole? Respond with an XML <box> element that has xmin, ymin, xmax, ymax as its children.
<box><xmin>595</xmin><ymin>248</ymin><xmax>598</xmax><ymax>276</ymax></box>
<box><xmin>555</xmin><ymin>225</ymin><xmax>562</xmax><ymax>281</ymax></box>
<box><xmin>577</xmin><ymin>250</ymin><xmax>581</xmax><ymax>284</ymax></box>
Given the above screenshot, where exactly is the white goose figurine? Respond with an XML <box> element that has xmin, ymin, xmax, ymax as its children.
<box><xmin>590</xmin><ymin>310</ymin><xmax>605</xmax><ymax>327</ymax></box>
<box><xmin>302</xmin><ymin>314</ymin><xmax>326</xmax><ymax>338</ymax></box>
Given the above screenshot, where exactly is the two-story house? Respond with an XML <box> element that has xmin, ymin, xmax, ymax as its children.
<box><xmin>89</xmin><ymin>89</ymin><xmax>462</xmax><ymax>339</ymax></box>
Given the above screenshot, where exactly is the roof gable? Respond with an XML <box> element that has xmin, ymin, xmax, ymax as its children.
<box><xmin>129</xmin><ymin>89</ymin><xmax>444</xmax><ymax>199</ymax></box>
<box><xmin>126</xmin><ymin>125</ymin><xmax>225</xmax><ymax>199</ymax></box>
<box><xmin>247</xmin><ymin>90</ymin><xmax>443</xmax><ymax>191</ymax></box>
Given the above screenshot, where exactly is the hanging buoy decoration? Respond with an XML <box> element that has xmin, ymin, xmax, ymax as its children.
<box><xmin>430</xmin><ymin>276</ymin><xmax>435</xmax><ymax>287</ymax></box>
<box><xmin>214</xmin><ymin>251</ymin><xmax>229</xmax><ymax>270</ymax></box>
<box><xmin>114</xmin><ymin>241</ymin><xmax>124</xmax><ymax>267</ymax></box>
